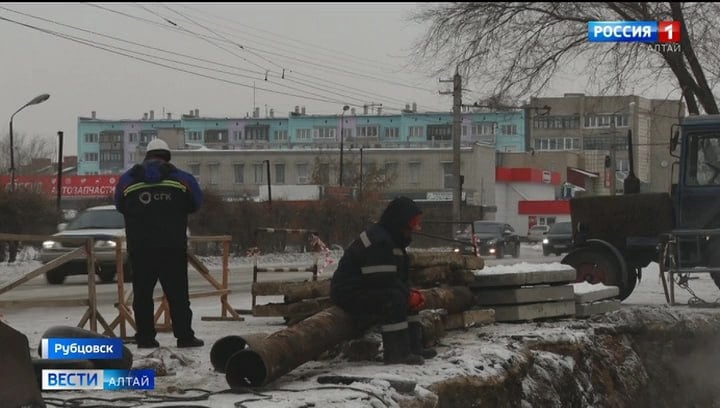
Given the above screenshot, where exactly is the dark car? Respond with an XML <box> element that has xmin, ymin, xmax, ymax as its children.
<box><xmin>542</xmin><ymin>221</ymin><xmax>574</xmax><ymax>256</ymax></box>
<box><xmin>454</xmin><ymin>221</ymin><xmax>520</xmax><ymax>258</ymax></box>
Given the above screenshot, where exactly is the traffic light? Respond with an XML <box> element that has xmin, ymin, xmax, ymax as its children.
<box><xmin>604</xmin><ymin>155</ymin><xmax>611</xmax><ymax>168</ymax></box>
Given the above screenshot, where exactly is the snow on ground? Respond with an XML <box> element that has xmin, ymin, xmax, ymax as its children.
<box><xmin>3</xmin><ymin>248</ymin><xmax>720</xmax><ymax>407</ymax></box>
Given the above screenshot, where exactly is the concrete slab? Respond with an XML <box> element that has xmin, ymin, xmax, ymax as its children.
<box><xmin>575</xmin><ymin>299</ymin><xmax>621</xmax><ymax>318</ymax></box>
<box><xmin>474</xmin><ymin>285</ymin><xmax>575</xmax><ymax>306</ymax></box>
<box><xmin>470</xmin><ymin>268</ymin><xmax>576</xmax><ymax>288</ymax></box>
<box><xmin>493</xmin><ymin>300</ymin><xmax>576</xmax><ymax>322</ymax></box>
<box><xmin>572</xmin><ymin>282</ymin><xmax>620</xmax><ymax>303</ymax></box>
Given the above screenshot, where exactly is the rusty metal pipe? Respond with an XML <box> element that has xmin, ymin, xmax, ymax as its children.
<box><xmin>225</xmin><ymin>306</ymin><xmax>361</xmax><ymax>388</ymax></box>
<box><xmin>225</xmin><ymin>286</ymin><xmax>475</xmax><ymax>388</ymax></box>
<box><xmin>210</xmin><ymin>333</ymin><xmax>269</xmax><ymax>373</ymax></box>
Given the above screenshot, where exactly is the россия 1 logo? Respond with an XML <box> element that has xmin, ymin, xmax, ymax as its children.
<box><xmin>588</xmin><ymin>21</ymin><xmax>681</xmax><ymax>43</ymax></box>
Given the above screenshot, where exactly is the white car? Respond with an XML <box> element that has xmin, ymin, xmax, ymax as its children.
<box><xmin>527</xmin><ymin>225</ymin><xmax>551</xmax><ymax>242</ymax></box>
<box><xmin>39</xmin><ymin>205</ymin><xmax>130</xmax><ymax>284</ymax></box>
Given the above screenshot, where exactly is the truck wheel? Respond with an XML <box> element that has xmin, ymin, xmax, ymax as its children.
<box><xmin>562</xmin><ymin>246</ymin><xmax>633</xmax><ymax>300</ymax></box>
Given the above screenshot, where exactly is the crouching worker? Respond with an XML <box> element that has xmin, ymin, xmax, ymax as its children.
<box><xmin>331</xmin><ymin>196</ymin><xmax>436</xmax><ymax>365</ymax></box>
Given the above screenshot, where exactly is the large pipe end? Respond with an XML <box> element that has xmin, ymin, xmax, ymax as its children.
<box><xmin>210</xmin><ymin>336</ymin><xmax>250</xmax><ymax>373</ymax></box>
<box><xmin>225</xmin><ymin>350</ymin><xmax>267</xmax><ymax>389</ymax></box>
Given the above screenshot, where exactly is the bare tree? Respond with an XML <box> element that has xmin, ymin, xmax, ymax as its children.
<box><xmin>412</xmin><ymin>3</ymin><xmax>720</xmax><ymax>114</ymax></box>
<box><xmin>0</xmin><ymin>132</ymin><xmax>55</xmax><ymax>173</ymax></box>
<box><xmin>309</xmin><ymin>153</ymin><xmax>396</xmax><ymax>198</ymax></box>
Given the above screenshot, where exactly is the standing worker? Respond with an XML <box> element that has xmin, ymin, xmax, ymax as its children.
<box><xmin>331</xmin><ymin>196</ymin><xmax>436</xmax><ymax>365</ymax></box>
<box><xmin>114</xmin><ymin>138</ymin><xmax>204</xmax><ymax>348</ymax></box>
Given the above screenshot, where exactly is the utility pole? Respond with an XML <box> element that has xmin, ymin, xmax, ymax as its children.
<box><xmin>440</xmin><ymin>70</ymin><xmax>463</xmax><ymax>222</ymax></box>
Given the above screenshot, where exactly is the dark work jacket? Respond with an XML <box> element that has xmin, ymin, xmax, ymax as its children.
<box><xmin>330</xmin><ymin>223</ymin><xmax>410</xmax><ymax>301</ymax></box>
<box><xmin>331</xmin><ymin>197</ymin><xmax>422</xmax><ymax>303</ymax></box>
<box><xmin>114</xmin><ymin>159</ymin><xmax>203</xmax><ymax>252</ymax></box>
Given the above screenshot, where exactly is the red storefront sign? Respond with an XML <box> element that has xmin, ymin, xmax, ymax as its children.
<box><xmin>0</xmin><ymin>175</ymin><xmax>120</xmax><ymax>198</ymax></box>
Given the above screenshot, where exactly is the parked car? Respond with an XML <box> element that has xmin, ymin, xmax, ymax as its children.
<box><xmin>542</xmin><ymin>221</ymin><xmax>574</xmax><ymax>256</ymax></box>
<box><xmin>527</xmin><ymin>225</ymin><xmax>551</xmax><ymax>242</ymax></box>
<box><xmin>454</xmin><ymin>221</ymin><xmax>520</xmax><ymax>258</ymax></box>
<box><xmin>39</xmin><ymin>205</ymin><xmax>130</xmax><ymax>284</ymax></box>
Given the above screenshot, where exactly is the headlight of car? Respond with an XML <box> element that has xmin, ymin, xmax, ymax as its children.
<box><xmin>542</xmin><ymin>238</ymin><xmax>549</xmax><ymax>244</ymax></box>
<box><xmin>94</xmin><ymin>240</ymin><xmax>117</xmax><ymax>249</ymax></box>
<box><xmin>42</xmin><ymin>240</ymin><xmax>61</xmax><ymax>250</ymax></box>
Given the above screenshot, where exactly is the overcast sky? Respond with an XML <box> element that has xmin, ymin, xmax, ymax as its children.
<box><xmin>0</xmin><ymin>3</ymin><xmax>678</xmax><ymax>158</ymax></box>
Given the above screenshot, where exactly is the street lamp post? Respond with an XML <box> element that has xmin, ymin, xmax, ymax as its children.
<box><xmin>9</xmin><ymin>93</ymin><xmax>50</xmax><ymax>191</ymax></box>
<box><xmin>338</xmin><ymin>105</ymin><xmax>350</xmax><ymax>186</ymax></box>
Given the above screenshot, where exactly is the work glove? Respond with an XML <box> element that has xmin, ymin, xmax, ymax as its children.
<box><xmin>408</xmin><ymin>289</ymin><xmax>425</xmax><ymax>312</ymax></box>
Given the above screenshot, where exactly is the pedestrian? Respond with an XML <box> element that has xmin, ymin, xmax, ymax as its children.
<box><xmin>114</xmin><ymin>138</ymin><xmax>204</xmax><ymax>349</ymax></box>
<box><xmin>330</xmin><ymin>196</ymin><xmax>436</xmax><ymax>365</ymax></box>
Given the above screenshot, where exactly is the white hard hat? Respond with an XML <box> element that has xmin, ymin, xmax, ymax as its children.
<box><xmin>146</xmin><ymin>138</ymin><xmax>169</xmax><ymax>152</ymax></box>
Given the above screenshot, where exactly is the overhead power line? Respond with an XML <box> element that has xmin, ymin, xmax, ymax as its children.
<box><xmin>0</xmin><ymin>15</ymin><xmax>360</xmax><ymax>106</ymax></box>
<box><xmin>87</xmin><ymin>3</ymin><xmax>437</xmax><ymax>95</ymax></box>
<box><xmin>0</xmin><ymin>7</ymin><xmax>420</xmax><ymax>111</ymax></box>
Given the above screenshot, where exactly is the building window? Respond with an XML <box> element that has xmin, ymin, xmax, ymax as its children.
<box><xmin>274</xmin><ymin>163</ymin><xmax>285</xmax><ymax>184</ymax></box>
<box><xmin>384</xmin><ymin>128</ymin><xmax>399</xmax><ymax>139</ymax></box>
<box><xmin>246</xmin><ymin>126</ymin><xmax>269</xmax><ymax>141</ymax></box>
<box><xmin>538</xmin><ymin>217</ymin><xmax>556</xmax><ymax>226</ymax></box>
<box><xmin>471</xmin><ymin>123</ymin><xmax>496</xmax><ymax>136</ymax></box>
<box><xmin>188</xmin><ymin>131</ymin><xmax>202</xmax><ymax>141</ymax></box>
<box><xmin>84</xmin><ymin>152</ymin><xmax>98</xmax><ymax>162</ymax></box>
<box><xmin>584</xmin><ymin>114</ymin><xmax>629</xmax><ymax>128</ymax></box>
<box><xmin>233</xmin><ymin>164</ymin><xmax>244</xmax><ymax>184</ymax></box>
<box><xmin>233</xmin><ymin>130</ymin><xmax>243</xmax><ymax>141</ymax></box>
<box><xmin>314</xmin><ymin>127</ymin><xmax>336</xmax><ymax>139</ymax></box>
<box><xmin>357</xmin><ymin>126</ymin><xmax>378</xmax><ymax>138</ymax></box>
<box><xmin>409</xmin><ymin>126</ymin><xmax>424</xmax><ymax>138</ymax></box>
<box><xmin>253</xmin><ymin>163</ymin><xmax>264</xmax><ymax>184</ymax></box>
<box><xmin>208</xmin><ymin>164</ymin><xmax>219</xmax><ymax>185</ymax></box>
<box><xmin>296</xmin><ymin>163</ymin><xmax>309</xmax><ymax>184</ymax></box>
<box><xmin>409</xmin><ymin>162</ymin><xmax>420</xmax><ymax>184</ymax></box>
<box><xmin>189</xmin><ymin>164</ymin><xmax>200</xmax><ymax>180</ymax></box>
<box><xmin>84</xmin><ymin>133</ymin><xmax>99</xmax><ymax>143</ymax></box>
<box><xmin>296</xmin><ymin>129</ymin><xmax>311</xmax><ymax>139</ymax></box>
<box><xmin>500</xmin><ymin>124</ymin><xmax>517</xmax><ymax>135</ymax></box>
<box><xmin>318</xmin><ymin>163</ymin><xmax>330</xmax><ymax>184</ymax></box>
<box><xmin>534</xmin><ymin>137</ymin><xmax>580</xmax><ymax>151</ymax></box>
<box><xmin>128</xmin><ymin>133</ymin><xmax>138</xmax><ymax>143</ymax></box>
<box><xmin>442</xmin><ymin>162</ymin><xmax>454</xmax><ymax>189</ymax></box>
<box><xmin>342</xmin><ymin>128</ymin><xmax>353</xmax><ymax>138</ymax></box>
<box><xmin>274</xmin><ymin>130</ymin><xmax>288</xmax><ymax>140</ymax></box>
<box><xmin>533</xmin><ymin>115</ymin><xmax>580</xmax><ymax>129</ymax></box>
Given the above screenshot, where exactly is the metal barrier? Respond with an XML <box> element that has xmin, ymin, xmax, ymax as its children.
<box><xmin>249</xmin><ymin>227</ymin><xmax>321</xmax><ymax>319</ymax></box>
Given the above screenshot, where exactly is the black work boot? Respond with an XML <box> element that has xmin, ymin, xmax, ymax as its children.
<box><xmin>177</xmin><ymin>337</ymin><xmax>204</xmax><ymax>348</ymax></box>
<box><xmin>135</xmin><ymin>335</ymin><xmax>159</xmax><ymax>349</ymax></box>
<box><xmin>381</xmin><ymin>329</ymin><xmax>424</xmax><ymax>365</ymax></box>
<box><xmin>409</xmin><ymin>321</ymin><xmax>437</xmax><ymax>359</ymax></box>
